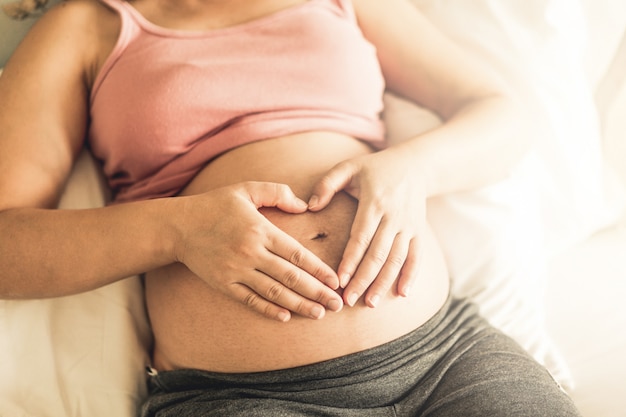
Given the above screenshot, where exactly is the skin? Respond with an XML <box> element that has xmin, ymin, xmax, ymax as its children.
<box><xmin>0</xmin><ymin>0</ymin><xmax>528</xmax><ymax>340</ymax></box>
<box><xmin>146</xmin><ymin>132</ymin><xmax>452</xmax><ymax>371</ymax></box>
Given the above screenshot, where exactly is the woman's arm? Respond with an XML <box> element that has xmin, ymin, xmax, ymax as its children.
<box><xmin>0</xmin><ymin>1</ymin><xmax>106</xmax><ymax>291</ymax></box>
<box><xmin>0</xmin><ymin>184</ymin><xmax>343</xmax><ymax>321</ymax></box>
<box><xmin>0</xmin><ymin>1</ymin><xmax>342</xmax><ymax>320</ymax></box>
<box><xmin>353</xmin><ymin>0</ymin><xmax>529</xmax><ymax>194</ymax></box>
<box><xmin>0</xmin><ymin>202</ymin><xmax>176</xmax><ymax>298</ymax></box>
<box><xmin>310</xmin><ymin>0</ymin><xmax>530</xmax><ymax>306</ymax></box>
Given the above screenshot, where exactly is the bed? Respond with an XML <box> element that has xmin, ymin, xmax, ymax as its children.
<box><xmin>1</xmin><ymin>0</ymin><xmax>625</xmax><ymax>416</ymax></box>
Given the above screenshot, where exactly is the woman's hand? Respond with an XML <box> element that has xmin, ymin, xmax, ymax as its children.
<box><xmin>308</xmin><ymin>147</ymin><xmax>427</xmax><ymax>308</ymax></box>
<box><xmin>173</xmin><ymin>181</ymin><xmax>343</xmax><ymax>322</ymax></box>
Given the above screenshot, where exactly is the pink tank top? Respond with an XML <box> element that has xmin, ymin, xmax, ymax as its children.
<box><xmin>89</xmin><ymin>0</ymin><xmax>386</xmax><ymax>203</ymax></box>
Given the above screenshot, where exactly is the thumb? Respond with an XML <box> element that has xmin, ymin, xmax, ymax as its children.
<box><xmin>246</xmin><ymin>182</ymin><xmax>309</xmax><ymax>213</ymax></box>
<box><xmin>308</xmin><ymin>162</ymin><xmax>357</xmax><ymax>212</ymax></box>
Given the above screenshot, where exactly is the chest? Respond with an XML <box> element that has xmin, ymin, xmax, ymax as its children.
<box><xmin>87</xmin><ymin>1</ymin><xmax>385</xmax><ymax>194</ymax></box>
<box><xmin>127</xmin><ymin>0</ymin><xmax>310</xmax><ymax>32</ymax></box>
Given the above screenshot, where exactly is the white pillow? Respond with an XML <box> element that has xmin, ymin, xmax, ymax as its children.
<box><xmin>0</xmin><ymin>150</ymin><xmax>151</xmax><ymax>417</ymax></box>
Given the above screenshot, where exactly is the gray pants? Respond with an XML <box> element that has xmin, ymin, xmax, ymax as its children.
<box><xmin>141</xmin><ymin>297</ymin><xmax>581</xmax><ymax>416</ymax></box>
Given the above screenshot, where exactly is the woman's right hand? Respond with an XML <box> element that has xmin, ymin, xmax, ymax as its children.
<box><xmin>172</xmin><ymin>181</ymin><xmax>344</xmax><ymax>322</ymax></box>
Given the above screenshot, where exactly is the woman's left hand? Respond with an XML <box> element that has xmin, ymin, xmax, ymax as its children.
<box><xmin>308</xmin><ymin>146</ymin><xmax>427</xmax><ymax>307</ymax></box>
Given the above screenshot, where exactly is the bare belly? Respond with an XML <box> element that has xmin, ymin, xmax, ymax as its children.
<box><xmin>145</xmin><ymin>132</ymin><xmax>450</xmax><ymax>373</ymax></box>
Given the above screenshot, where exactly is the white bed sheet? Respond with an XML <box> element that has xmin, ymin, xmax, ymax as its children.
<box><xmin>546</xmin><ymin>214</ymin><xmax>626</xmax><ymax>417</ymax></box>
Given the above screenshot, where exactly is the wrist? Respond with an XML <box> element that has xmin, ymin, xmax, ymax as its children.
<box><xmin>154</xmin><ymin>196</ymin><xmax>187</xmax><ymax>265</ymax></box>
<box><xmin>387</xmin><ymin>141</ymin><xmax>437</xmax><ymax>198</ymax></box>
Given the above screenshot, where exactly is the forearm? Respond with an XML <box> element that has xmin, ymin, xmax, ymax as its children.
<box><xmin>0</xmin><ymin>198</ymin><xmax>178</xmax><ymax>299</ymax></box>
<box><xmin>396</xmin><ymin>94</ymin><xmax>530</xmax><ymax>197</ymax></box>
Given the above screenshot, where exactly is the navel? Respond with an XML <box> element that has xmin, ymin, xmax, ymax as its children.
<box><xmin>311</xmin><ymin>231</ymin><xmax>329</xmax><ymax>241</ymax></box>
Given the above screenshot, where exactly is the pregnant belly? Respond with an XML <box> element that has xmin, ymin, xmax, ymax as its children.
<box><xmin>145</xmin><ymin>132</ymin><xmax>450</xmax><ymax>373</ymax></box>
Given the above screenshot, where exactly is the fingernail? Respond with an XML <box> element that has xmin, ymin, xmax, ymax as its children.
<box><xmin>310</xmin><ymin>305</ymin><xmax>325</xmax><ymax>319</ymax></box>
<box><xmin>346</xmin><ymin>292</ymin><xmax>358</xmax><ymax>307</ymax></box>
<box><xmin>402</xmin><ymin>285</ymin><xmax>411</xmax><ymax>297</ymax></box>
<box><xmin>328</xmin><ymin>298</ymin><xmax>343</xmax><ymax>312</ymax></box>
<box><xmin>324</xmin><ymin>275</ymin><xmax>340</xmax><ymax>290</ymax></box>
<box><xmin>277</xmin><ymin>311</ymin><xmax>291</xmax><ymax>322</ymax></box>
<box><xmin>308</xmin><ymin>195</ymin><xmax>319</xmax><ymax>209</ymax></box>
<box><xmin>339</xmin><ymin>273</ymin><xmax>350</xmax><ymax>288</ymax></box>
<box><xmin>368</xmin><ymin>294</ymin><xmax>380</xmax><ymax>308</ymax></box>
<box><xmin>295</xmin><ymin>199</ymin><xmax>308</xmax><ymax>210</ymax></box>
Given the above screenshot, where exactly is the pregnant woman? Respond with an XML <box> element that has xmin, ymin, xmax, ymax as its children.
<box><xmin>0</xmin><ymin>0</ymin><xmax>581</xmax><ymax>415</ymax></box>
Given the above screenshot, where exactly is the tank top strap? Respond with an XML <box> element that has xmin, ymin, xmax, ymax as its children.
<box><xmin>98</xmin><ymin>0</ymin><xmax>129</xmax><ymax>16</ymax></box>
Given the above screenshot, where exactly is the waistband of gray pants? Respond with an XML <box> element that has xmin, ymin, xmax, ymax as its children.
<box><xmin>147</xmin><ymin>294</ymin><xmax>487</xmax><ymax>394</ymax></box>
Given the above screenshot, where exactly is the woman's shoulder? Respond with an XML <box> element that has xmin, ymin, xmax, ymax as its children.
<box><xmin>29</xmin><ymin>0</ymin><xmax>121</xmax><ymax>85</ymax></box>
<box><xmin>39</xmin><ymin>0</ymin><xmax>116</xmax><ymax>26</ymax></box>
<box><xmin>31</xmin><ymin>0</ymin><xmax>120</xmax><ymax>50</ymax></box>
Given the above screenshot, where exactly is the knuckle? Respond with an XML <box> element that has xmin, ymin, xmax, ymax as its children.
<box><xmin>271</xmin><ymin>182</ymin><xmax>284</xmax><ymax>197</ymax></box>
<box><xmin>281</xmin><ymin>268</ymin><xmax>302</xmax><ymax>288</ymax></box>
<box><xmin>248</xmin><ymin>222</ymin><xmax>267</xmax><ymax>238</ymax></box>
<box><xmin>265</xmin><ymin>282</ymin><xmax>285</xmax><ymax>301</ymax></box>
<box><xmin>262</xmin><ymin>303</ymin><xmax>277</xmax><ymax>319</ymax></box>
<box><xmin>273</xmin><ymin>183</ymin><xmax>291</xmax><ymax>201</ymax></box>
<box><xmin>319</xmin><ymin>175</ymin><xmax>336</xmax><ymax>191</ymax></box>
<box><xmin>288</xmin><ymin>247</ymin><xmax>306</xmax><ymax>266</ymax></box>
<box><xmin>371</xmin><ymin>198</ymin><xmax>386</xmax><ymax>213</ymax></box>
<box><xmin>239</xmin><ymin>240</ymin><xmax>261</xmax><ymax>259</ymax></box>
<box><xmin>310</xmin><ymin>265</ymin><xmax>327</xmax><ymax>281</ymax></box>
<box><xmin>350</xmin><ymin>278</ymin><xmax>371</xmax><ymax>294</ymax></box>
<box><xmin>313</xmin><ymin>289</ymin><xmax>330</xmax><ymax>305</ymax></box>
<box><xmin>376</xmin><ymin>271</ymin><xmax>397</xmax><ymax>289</ymax></box>
<box><xmin>369</xmin><ymin>248</ymin><xmax>388</xmax><ymax>266</ymax></box>
<box><xmin>386</xmin><ymin>253</ymin><xmax>405</xmax><ymax>269</ymax></box>
<box><xmin>292</xmin><ymin>298</ymin><xmax>307</xmax><ymax>314</ymax></box>
<box><xmin>242</xmin><ymin>291</ymin><xmax>261</xmax><ymax>308</ymax></box>
<box><xmin>273</xmin><ymin>182</ymin><xmax>287</xmax><ymax>191</ymax></box>
<box><xmin>353</xmin><ymin>233</ymin><xmax>372</xmax><ymax>250</ymax></box>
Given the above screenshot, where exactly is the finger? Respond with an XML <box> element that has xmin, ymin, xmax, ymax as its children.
<box><xmin>262</xmin><ymin>255</ymin><xmax>344</xmax><ymax>313</ymax></box>
<box><xmin>229</xmin><ymin>280</ymin><xmax>292</xmax><ymax>322</ymax></box>
<box><xmin>363</xmin><ymin>233</ymin><xmax>410</xmax><ymax>307</ymax></box>
<box><xmin>267</xmin><ymin>227</ymin><xmax>340</xmax><ymax>290</ymax></box>
<box><xmin>396</xmin><ymin>237</ymin><xmax>423</xmax><ymax>297</ymax></box>
<box><xmin>246</xmin><ymin>182</ymin><xmax>308</xmax><ymax>213</ymax></box>
<box><xmin>308</xmin><ymin>162</ymin><xmax>356</xmax><ymax>211</ymax></box>
<box><xmin>255</xmin><ymin>256</ymin><xmax>343</xmax><ymax>317</ymax></box>
<box><xmin>342</xmin><ymin>219</ymin><xmax>396</xmax><ymax>307</ymax></box>
<box><xmin>336</xmin><ymin>203</ymin><xmax>383</xmax><ymax>288</ymax></box>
